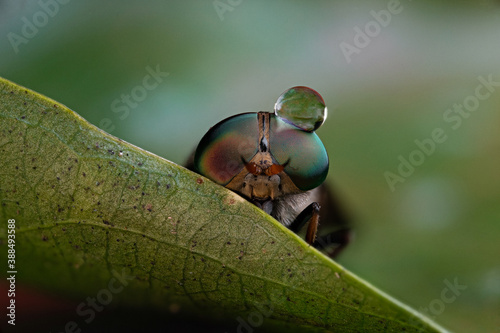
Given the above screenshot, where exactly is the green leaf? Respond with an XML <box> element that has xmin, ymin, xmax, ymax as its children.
<box><xmin>0</xmin><ymin>76</ymin><xmax>447</xmax><ymax>332</ymax></box>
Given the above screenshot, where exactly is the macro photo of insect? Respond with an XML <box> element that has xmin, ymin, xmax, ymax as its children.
<box><xmin>187</xmin><ymin>86</ymin><xmax>351</xmax><ymax>258</ymax></box>
<box><xmin>1</xmin><ymin>1</ymin><xmax>499</xmax><ymax>333</ymax></box>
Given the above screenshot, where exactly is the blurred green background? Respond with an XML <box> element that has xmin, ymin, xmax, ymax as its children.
<box><xmin>1</xmin><ymin>0</ymin><xmax>499</xmax><ymax>332</ymax></box>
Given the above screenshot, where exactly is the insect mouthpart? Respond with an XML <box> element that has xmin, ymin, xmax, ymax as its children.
<box><xmin>251</xmin><ymin>197</ymin><xmax>273</xmax><ymax>214</ymax></box>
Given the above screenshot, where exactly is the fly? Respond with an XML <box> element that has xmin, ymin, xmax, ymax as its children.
<box><xmin>186</xmin><ymin>87</ymin><xmax>351</xmax><ymax>258</ymax></box>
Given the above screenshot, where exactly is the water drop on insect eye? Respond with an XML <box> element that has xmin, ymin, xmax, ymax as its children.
<box><xmin>274</xmin><ymin>86</ymin><xmax>327</xmax><ymax>132</ymax></box>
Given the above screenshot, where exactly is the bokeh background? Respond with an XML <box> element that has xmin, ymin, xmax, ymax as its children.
<box><xmin>1</xmin><ymin>1</ymin><xmax>499</xmax><ymax>332</ymax></box>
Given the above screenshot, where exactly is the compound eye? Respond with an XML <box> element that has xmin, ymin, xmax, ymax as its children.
<box><xmin>194</xmin><ymin>113</ymin><xmax>259</xmax><ymax>185</ymax></box>
<box><xmin>274</xmin><ymin>86</ymin><xmax>327</xmax><ymax>132</ymax></box>
<box><xmin>270</xmin><ymin>116</ymin><xmax>329</xmax><ymax>191</ymax></box>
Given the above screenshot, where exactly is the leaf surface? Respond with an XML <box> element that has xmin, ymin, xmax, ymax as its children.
<box><xmin>0</xmin><ymin>77</ymin><xmax>447</xmax><ymax>332</ymax></box>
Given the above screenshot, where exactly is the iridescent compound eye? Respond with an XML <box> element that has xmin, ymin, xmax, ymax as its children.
<box><xmin>270</xmin><ymin>115</ymin><xmax>329</xmax><ymax>191</ymax></box>
<box><xmin>195</xmin><ymin>87</ymin><xmax>329</xmax><ymax>192</ymax></box>
<box><xmin>194</xmin><ymin>113</ymin><xmax>259</xmax><ymax>185</ymax></box>
<box><xmin>275</xmin><ymin>86</ymin><xmax>327</xmax><ymax>132</ymax></box>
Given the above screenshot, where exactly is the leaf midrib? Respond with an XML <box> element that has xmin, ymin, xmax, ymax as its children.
<box><xmin>17</xmin><ymin>218</ymin><xmax>419</xmax><ymax>329</ymax></box>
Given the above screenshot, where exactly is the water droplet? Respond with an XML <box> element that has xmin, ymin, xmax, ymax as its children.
<box><xmin>274</xmin><ymin>86</ymin><xmax>327</xmax><ymax>132</ymax></box>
